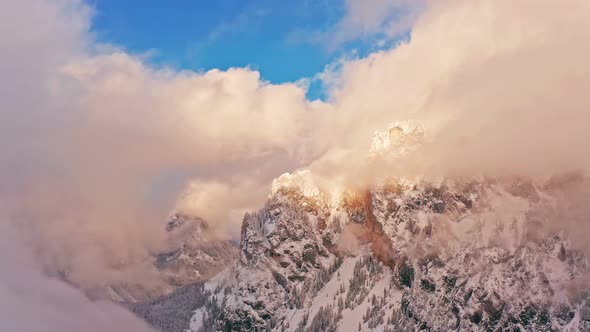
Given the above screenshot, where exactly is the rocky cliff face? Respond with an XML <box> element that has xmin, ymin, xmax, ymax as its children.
<box><xmin>158</xmin><ymin>214</ymin><xmax>238</xmax><ymax>289</ymax></box>
<box><xmin>199</xmin><ymin>187</ymin><xmax>340</xmax><ymax>331</ymax></box>
<box><xmin>183</xmin><ymin>125</ymin><xmax>590</xmax><ymax>332</ymax></box>
<box><xmin>95</xmin><ymin>214</ymin><xmax>238</xmax><ymax>304</ymax></box>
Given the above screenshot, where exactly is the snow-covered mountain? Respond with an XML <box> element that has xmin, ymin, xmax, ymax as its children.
<box><xmin>94</xmin><ymin>214</ymin><xmax>238</xmax><ymax>303</ymax></box>
<box><xmin>177</xmin><ymin>124</ymin><xmax>590</xmax><ymax>332</ymax></box>
<box><xmin>157</xmin><ymin>214</ymin><xmax>239</xmax><ymax>289</ymax></box>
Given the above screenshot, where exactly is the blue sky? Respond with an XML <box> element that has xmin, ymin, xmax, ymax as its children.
<box><xmin>88</xmin><ymin>0</ymin><xmax>398</xmax><ymax>100</ymax></box>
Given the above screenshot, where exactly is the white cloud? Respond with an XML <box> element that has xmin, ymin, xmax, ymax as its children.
<box><xmin>0</xmin><ymin>0</ymin><xmax>328</xmax><ymax>300</ymax></box>
<box><xmin>0</xmin><ymin>222</ymin><xmax>154</xmax><ymax>332</ymax></box>
<box><xmin>315</xmin><ymin>0</ymin><xmax>590</xmax><ymax>179</ymax></box>
<box><xmin>309</xmin><ymin>0</ymin><xmax>425</xmax><ymax>50</ymax></box>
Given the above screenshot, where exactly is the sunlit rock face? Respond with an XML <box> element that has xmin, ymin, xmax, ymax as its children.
<box><xmin>370</xmin><ymin>121</ymin><xmax>426</xmax><ymax>158</ymax></box>
<box><xmin>178</xmin><ymin>125</ymin><xmax>590</xmax><ymax>332</ymax></box>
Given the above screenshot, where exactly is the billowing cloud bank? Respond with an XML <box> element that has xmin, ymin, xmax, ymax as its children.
<box><xmin>1</xmin><ymin>0</ymin><xmax>327</xmax><ymax>290</ymax></box>
<box><xmin>313</xmin><ymin>0</ymin><xmax>590</xmax><ymax>182</ymax></box>
<box><xmin>1</xmin><ymin>0</ymin><xmax>590</xmax><ymax>326</ymax></box>
<box><xmin>0</xmin><ymin>221</ymin><xmax>155</xmax><ymax>332</ymax></box>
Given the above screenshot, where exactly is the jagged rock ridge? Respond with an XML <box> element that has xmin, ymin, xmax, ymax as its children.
<box><xmin>96</xmin><ymin>214</ymin><xmax>238</xmax><ymax>304</ymax></box>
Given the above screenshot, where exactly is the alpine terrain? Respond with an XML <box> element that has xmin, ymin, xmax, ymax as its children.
<box><xmin>139</xmin><ymin>124</ymin><xmax>590</xmax><ymax>332</ymax></box>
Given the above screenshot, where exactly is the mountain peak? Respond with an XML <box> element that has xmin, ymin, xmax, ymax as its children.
<box><xmin>271</xmin><ymin>170</ymin><xmax>322</xmax><ymax>200</ymax></box>
<box><xmin>370</xmin><ymin>121</ymin><xmax>426</xmax><ymax>157</ymax></box>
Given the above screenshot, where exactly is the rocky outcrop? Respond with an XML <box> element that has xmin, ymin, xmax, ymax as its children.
<box><xmin>100</xmin><ymin>214</ymin><xmax>238</xmax><ymax>303</ymax></box>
